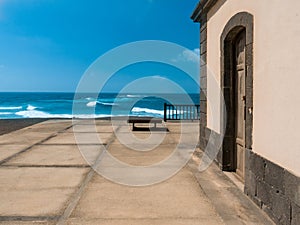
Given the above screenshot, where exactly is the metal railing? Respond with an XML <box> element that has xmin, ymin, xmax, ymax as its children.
<box><xmin>163</xmin><ymin>103</ymin><xmax>200</xmax><ymax>121</ymax></box>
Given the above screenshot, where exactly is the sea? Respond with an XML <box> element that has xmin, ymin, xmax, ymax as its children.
<box><xmin>0</xmin><ymin>92</ymin><xmax>199</xmax><ymax>119</ymax></box>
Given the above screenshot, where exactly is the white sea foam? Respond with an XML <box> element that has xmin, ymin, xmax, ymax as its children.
<box><xmin>0</xmin><ymin>106</ymin><xmax>22</xmax><ymax>110</ymax></box>
<box><xmin>86</xmin><ymin>101</ymin><xmax>97</xmax><ymax>107</ymax></box>
<box><xmin>87</xmin><ymin>101</ymin><xmax>116</xmax><ymax>107</ymax></box>
<box><xmin>15</xmin><ymin>109</ymin><xmax>111</xmax><ymax>119</ymax></box>
<box><xmin>131</xmin><ymin>107</ymin><xmax>164</xmax><ymax>116</ymax></box>
<box><xmin>16</xmin><ymin>110</ymin><xmax>50</xmax><ymax>118</ymax></box>
<box><xmin>0</xmin><ymin>112</ymin><xmax>12</xmax><ymax>115</ymax></box>
<box><xmin>26</xmin><ymin>105</ymin><xmax>37</xmax><ymax>111</ymax></box>
<box><xmin>98</xmin><ymin>101</ymin><xmax>116</xmax><ymax>106</ymax></box>
<box><xmin>126</xmin><ymin>94</ymin><xmax>144</xmax><ymax>98</ymax></box>
<box><xmin>14</xmin><ymin>106</ymin><xmax>165</xmax><ymax>118</ymax></box>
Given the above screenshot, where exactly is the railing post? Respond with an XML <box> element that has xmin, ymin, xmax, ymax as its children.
<box><xmin>163</xmin><ymin>104</ymin><xmax>200</xmax><ymax>121</ymax></box>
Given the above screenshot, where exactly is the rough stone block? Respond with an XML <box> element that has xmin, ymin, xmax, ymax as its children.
<box><xmin>248</xmin><ymin>194</ymin><xmax>263</xmax><ymax>208</ymax></box>
<box><xmin>258</xmin><ymin>178</ymin><xmax>291</xmax><ymax>225</ymax></box>
<box><xmin>262</xmin><ymin>204</ymin><xmax>278</xmax><ymax>225</ymax></box>
<box><xmin>200</xmin><ymin>124</ymin><xmax>206</xmax><ymax>135</ymax></box>
<box><xmin>249</xmin><ymin>152</ymin><xmax>265</xmax><ymax>179</ymax></box>
<box><xmin>245</xmin><ymin>148</ymin><xmax>251</xmax><ymax>170</ymax></box>
<box><xmin>200</xmin><ymin>113</ymin><xmax>207</xmax><ymax>125</ymax></box>
<box><xmin>200</xmin><ymin>22</ymin><xmax>207</xmax><ymax>32</ymax></box>
<box><xmin>200</xmin><ymin>90</ymin><xmax>207</xmax><ymax>101</ymax></box>
<box><xmin>257</xmin><ymin>180</ymin><xmax>272</xmax><ymax>209</ymax></box>
<box><xmin>202</xmin><ymin>87</ymin><xmax>207</xmax><ymax>95</ymax></box>
<box><xmin>200</xmin><ymin>65</ymin><xmax>207</xmax><ymax>78</ymax></box>
<box><xmin>246</xmin><ymin>65</ymin><xmax>253</xmax><ymax>88</ymax></box>
<box><xmin>265</xmin><ymin>159</ymin><xmax>285</xmax><ymax>193</ymax></box>
<box><xmin>200</xmin><ymin>101</ymin><xmax>207</xmax><ymax>113</ymax></box>
<box><xmin>200</xmin><ymin>112</ymin><xmax>207</xmax><ymax>126</ymax></box>
<box><xmin>200</xmin><ymin>41</ymin><xmax>207</xmax><ymax>54</ymax></box>
<box><xmin>200</xmin><ymin>76</ymin><xmax>207</xmax><ymax>88</ymax></box>
<box><xmin>245</xmin><ymin>44</ymin><xmax>253</xmax><ymax>66</ymax></box>
<box><xmin>203</xmin><ymin>138</ymin><xmax>208</xmax><ymax>151</ymax></box>
<box><xmin>245</xmin><ymin>170</ymin><xmax>257</xmax><ymax>198</ymax></box>
<box><xmin>200</xmin><ymin>54</ymin><xmax>207</xmax><ymax>66</ymax></box>
<box><xmin>291</xmin><ymin>202</ymin><xmax>300</xmax><ymax>225</ymax></box>
<box><xmin>270</xmin><ymin>191</ymin><xmax>290</xmax><ymax>225</ymax></box>
<box><xmin>284</xmin><ymin>170</ymin><xmax>300</xmax><ymax>206</ymax></box>
<box><xmin>245</xmin><ymin>22</ymin><xmax>254</xmax><ymax>45</ymax></box>
<box><xmin>200</xmin><ymin>27</ymin><xmax>207</xmax><ymax>43</ymax></box>
<box><xmin>245</xmin><ymin>87</ymin><xmax>253</xmax><ymax>108</ymax></box>
<box><xmin>245</xmin><ymin>115</ymin><xmax>253</xmax><ymax>149</ymax></box>
<box><xmin>199</xmin><ymin>137</ymin><xmax>206</xmax><ymax>151</ymax></box>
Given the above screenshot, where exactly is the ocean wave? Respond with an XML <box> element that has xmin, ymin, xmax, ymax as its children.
<box><xmin>86</xmin><ymin>101</ymin><xmax>97</xmax><ymax>107</ymax></box>
<box><xmin>131</xmin><ymin>107</ymin><xmax>164</xmax><ymax>116</ymax></box>
<box><xmin>0</xmin><ymin>112</ymin><xmax>12</xmax><ymax>115</ymax></box>
<box><xmin>16</xmin><ymin>110</ymin><xmax>50</xmax><ymax>118</ymax></box>
<box><xmin>0</xmin><ymin>106</ymin><xmax>22</xmax><ymax>110</ymax></box>
<box><xmin>86</xmin><ymin>101</ymin><xmax>117</xmax><ymax>107</ymax></box>
<box><xmin>114</xmin><ymin>97</ymin><xmax>133</xmax><ymax>103</ymax></box>
<box><xmin>126</xmin><ymin>94</ymin><xmax>145</xmax><ymax>98</ymax></box>
<box><xmin>98</xmin><ymin>101</ymin><xmax>117</xmax><ymax>106</ymax></box>
<box><xmin>26</xmin><ymin>105</ymin><xmax>37</xmax><ymax>111</ymax></box>
<box><xmin>15</xmin><ymin>109</ymin><xmax>112</xmax><ymax>119</ymax></box>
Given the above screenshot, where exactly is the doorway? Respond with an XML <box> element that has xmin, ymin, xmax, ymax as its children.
<box><xmin>234</xmin><ymin>30</ymin><xmax>246</xmax><ymax>180</ymax></box>
<box><xmin>220</xmin><ymin>12</ymin><xmax>254</xmax><ymax>184</ymax></box>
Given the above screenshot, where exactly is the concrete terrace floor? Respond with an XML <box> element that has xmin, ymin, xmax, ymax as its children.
<box><xmin>0</xmin><ymin>119</ymin><xmax>275</xmax><ymax>225</ymax></box>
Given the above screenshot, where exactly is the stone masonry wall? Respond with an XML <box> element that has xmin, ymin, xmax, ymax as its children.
<box><xmin>245</xmin><ymin>150</ymin><xmax>300</xmax><ymax>225</ymax></box>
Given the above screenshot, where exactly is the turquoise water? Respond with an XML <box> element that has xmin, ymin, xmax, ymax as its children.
<box><xmin>0</xmin><ymin>92</ymin><xmax>199</xmax><ymax>119</ymax></box>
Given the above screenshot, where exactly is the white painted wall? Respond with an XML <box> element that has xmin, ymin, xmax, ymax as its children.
<box><xmin>206</xmin><ymin>0</ymin><xmax>300</xmax><ymax>176</ymax></box>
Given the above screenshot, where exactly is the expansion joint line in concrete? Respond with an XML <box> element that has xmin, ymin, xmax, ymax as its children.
<box><xmin>55</xmin><ymin>125</ymin><xmax>121</xmax><ymax>225</ymax></box>
<box><xmin>0</xmin><ymin>215</ymin><xmax>60</xmax><ymax>222</ymax></box>
<box><xmin>1</xmin><ymin>164</ymin><xmax>91</xmax><ymax>168</ymax></box>
<box><xmin>0</xmin><ymin>124</ymin><xmax>74</xmax><ymax>166</ymax></box>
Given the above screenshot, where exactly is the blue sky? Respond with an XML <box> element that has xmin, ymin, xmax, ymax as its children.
<box><xmin>0</xmin><ymin>0</ymin><xmax>200</xmax><ymax>93</ymax></box>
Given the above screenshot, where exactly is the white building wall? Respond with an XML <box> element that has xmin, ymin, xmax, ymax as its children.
<box><xmin>206</xmin><ymin>0</ymin><xmax>300</xmax><ymax>176</ymax></box>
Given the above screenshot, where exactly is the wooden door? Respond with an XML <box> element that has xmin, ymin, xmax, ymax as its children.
<box><xmin>235</xmin><ymin>31</ymin><xmax>246</xmax><ymax>180</ymax></box>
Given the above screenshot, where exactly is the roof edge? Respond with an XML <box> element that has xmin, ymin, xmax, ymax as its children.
<box><xmin>191</xmin><ymin>0</ymin><xmax>219</xmax><ymax>22</ymax></box>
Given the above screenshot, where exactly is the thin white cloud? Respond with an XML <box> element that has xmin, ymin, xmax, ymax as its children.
<box><xmin>193</xmin><ymin>48</ymin><xmax>200</xmax><ymax>55</ymax></box>
<box><xmin>172</xmin><ymin>48</ymin><xmax>200</xmax><ymax>63</ymax></box>
<box><xmin>182</xmin><ymin>48</ymin><xmax>200</xmax><ymax>63</ymax></box>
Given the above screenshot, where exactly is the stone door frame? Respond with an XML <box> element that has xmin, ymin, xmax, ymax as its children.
<box><xmin>220</xmin><ymin>12</ymin><xmax>254</xmax><ymax>171</ymax></box>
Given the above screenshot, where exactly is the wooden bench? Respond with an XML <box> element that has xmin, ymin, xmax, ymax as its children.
<box><xmin>127</xmin><ymin>118</ymin><xmax>163</xmax><ymax>131</ymax></box>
